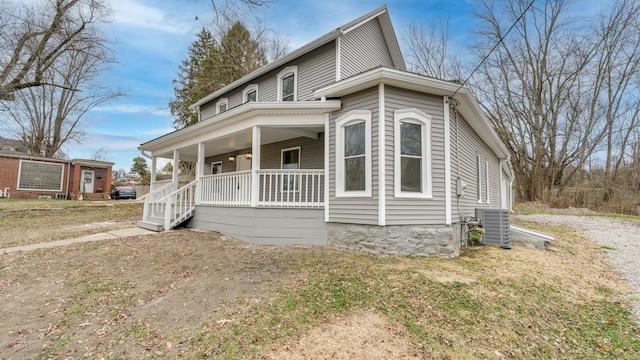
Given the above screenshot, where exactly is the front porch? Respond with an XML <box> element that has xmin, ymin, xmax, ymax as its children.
<box><xmin>139</xmin><ymin>169</ymin><xmax>325</xmax><ymax>234</ymax></box>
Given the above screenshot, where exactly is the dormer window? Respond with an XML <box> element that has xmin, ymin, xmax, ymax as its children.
<box><xmin>277</xmin><ymin>66</ymin><xmax>297</xmax><ymax>101</ymax></box>
<box><xmin>243</xmin><ymin>84</ymin><xmax>258</xmax><ymax>103</ymax></box>
<box><xmin>216</xmin><ymin>98</ymin><xmax>228</xmax><ymax>114</ymax></box>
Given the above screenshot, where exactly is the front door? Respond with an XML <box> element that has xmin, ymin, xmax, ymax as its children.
<box><xmin>235</xmin><ymin>154</ymin><xmax>252</xmax><ymax>171</ymax></box>
<box><xmin>82</xmin><ymin>170</ymin><xmax>95</xmax><ymax>193</ymax></box>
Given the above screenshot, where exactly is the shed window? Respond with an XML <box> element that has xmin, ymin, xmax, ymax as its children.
<box><xmin>17</xmin><ymin>160</ymin><xmax>64</xmax><ymax>191</ymax></box>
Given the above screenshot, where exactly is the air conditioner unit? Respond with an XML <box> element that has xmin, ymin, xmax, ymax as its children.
<box><xmin>475</xmin><ymin>208</ymin><xmax>511</xmax><ymax>249</ymax></box>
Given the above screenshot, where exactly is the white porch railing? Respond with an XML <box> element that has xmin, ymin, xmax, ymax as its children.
<box><xmin>257</xmin><ymin>169</ymin><xmax>324</xmax><ymax>207</ymax></box>
<box><xmin>200</xmin><ymin>170</ymin><xmax>252</xmax><ymax>206</ymax></box>
<box><xmin>143</xmin><ymin>180</ymin><xmax>177</xmax><ymax>222</ymax></box>
<box><xmin>163</xmin><ymin>180</ymin><xmax>197</xmax><ymax>230</ymax></box>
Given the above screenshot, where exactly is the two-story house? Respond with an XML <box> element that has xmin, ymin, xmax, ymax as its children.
<box><xmin>138</xmin><ymin>5</ymin><xmax>513</xmax><ymax>257</ymax></box>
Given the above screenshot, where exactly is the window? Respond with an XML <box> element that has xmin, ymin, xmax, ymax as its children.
<box><xmin>211</xmin><ymin>161</ymin><xmax>222</xmax><ymax>175</ymax></box>
<box><xmin>243</xmin><ymin>84</ymin><xmax>258</xmax><ymax>103</ymax></box>
<box><xmin>216</xmin><ymin>98</ymin><xmax>228</xmax><ymax>114</ymax></box>
<box><xmin>281</xmin><ymin>147</ymin><xmax>300</xmax><ymax>191</ymax></box>
<box><xmin>477</xmin><ymin>154</ymin><xmax>482</xmax><ymax>203</ymax></box>
<box><xmin>17</xmin><ymin>160</ymin><xmax>64</xmax><ymax>191</ymax></box>
<box><xmin>336</xmin><ymin>110</ymin><xmax>371</xmax><ymax>197</ymax></box>
<box><xmin>394</xmin><ymin>109</ymin><xmax>432</xmax><ymax>198</ymax></box>
<box><xmin>485</xmin><ymin>160</ymin><xmax>490</xmax><ymax>204</ymax></box>
<box><xmin>277</xmin><ymin>66</ymin><xmax>297</xmax><ymax>101</ymax></box>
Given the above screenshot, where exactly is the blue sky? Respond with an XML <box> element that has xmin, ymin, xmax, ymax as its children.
<box><xmin>62</xmin><ymin>0</ymin><xmax>602</xmax><ymax>172</ymax></box>
<box><xmin>61</xmin><ymin>0</ymin><xmax>479</xmax><ymax>172</ymax></box>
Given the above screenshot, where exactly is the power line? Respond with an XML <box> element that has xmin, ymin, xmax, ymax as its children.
<box><xmin>451</xmin><ymin>0</ymin><xmax>536</xmax><ymax>98</ymax></box>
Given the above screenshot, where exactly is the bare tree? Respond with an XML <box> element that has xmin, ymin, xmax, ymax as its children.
<box><xmin>471</xmin><ymin>0</ymin><xmax>640</xmax><ymax>201</ymax></box>
<box><xmin>402</xmin><ymin>19</ymin><xmax>463</xmax><ymax>80</ymax></box>
<box><xmin>1</xmin><ymin>0</ymin><xmax>121</xmax><ymax>157</ymax></box>
<box><xmin>0</xmin><ymin>0</ymin><xmax>110</xmax><ymax>100</ymax></box>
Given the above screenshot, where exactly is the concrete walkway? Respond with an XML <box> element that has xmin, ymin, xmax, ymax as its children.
<box><xmin>0</xmin><ymin>227</ymin><xmax>156</xmax><ymax>254</ymax></box>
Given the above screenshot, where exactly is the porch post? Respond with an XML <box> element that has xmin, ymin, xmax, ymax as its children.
<box><xmin>172</xmin><ymin>150</ymin><xmax>180</xmax><ymax>186</ymax></box>
<box><xmin>251</xmin><ymin>126</ymin><xmax>261</xmax><ymax>207</ymax></box>
<box><xmin>150</xmin><ymin>156</ymin><xmax>157</xmax><ymax>184</ymax></box>
<box><xmin>196</xmin><ymin>142</ymin><xmax>205</xmax><ymax>205</ymax></box>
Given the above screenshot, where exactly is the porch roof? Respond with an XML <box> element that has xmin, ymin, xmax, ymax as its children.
<box><xmin>139</xmin><ymin>100</ymin><xmax>341</xmax><ymax>159</ymax></box>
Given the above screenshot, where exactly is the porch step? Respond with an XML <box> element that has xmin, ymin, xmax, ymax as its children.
<box><xmin>138</xmin><ymin>220</ymin><xmax>164</xmax><ymax>232</ymax></box>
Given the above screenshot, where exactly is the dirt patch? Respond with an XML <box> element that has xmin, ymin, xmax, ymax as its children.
<box><xmin>264</xmin><ymin>310</ymin><xmax>424</xmax><ymax>359</ymax></box>
<box><xmin>0</xmin><ymin>230</ymin><xmax>300</xmax><ymax>359</ymax></box>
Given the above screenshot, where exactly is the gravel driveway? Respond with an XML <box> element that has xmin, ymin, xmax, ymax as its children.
<box><xmin>516</xmin><ymin>214</ymin><xmax>640</xmax><ymax>320</ymax></box>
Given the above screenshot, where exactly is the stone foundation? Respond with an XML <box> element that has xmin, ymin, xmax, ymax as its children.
<box><xmin>328</xmin><ymin>223</ymin><xmax>461</xmax><ymax>257</ymax></box>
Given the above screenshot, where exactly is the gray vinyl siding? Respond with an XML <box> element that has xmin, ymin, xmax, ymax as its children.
<box><xmin>340</xmin><ymin>18</ymin><xmax>394</xmax><ymax>79</ymax></box>
<box><xmin>198</xmin><ymin>42</ymin><xmax>335</xmax><ymax>122</ymax></box>
<box><xmin>297</xmin><ymin>42</ymin><xmax>336</xmax><ymax>100</ymax></box>
<box><xmin>384</xmin><ymin>87</ymin><xmax>447</xmax><ymax>225</ymax></box>
<box><xmin>260</xmin><ymin>134</ymin><xmax>324</xmax><ymax>170</ymax></box>
<box><xmin>450</xmin><ymin>111</ymin><xmax>503</xmax><ymax>221</ymax></box>
<box><xmin>203</xmin><ymin>134</ymin><xmax>324</xmax><ymax>172</ymax></box>
<box><xmin>328</xmin><ymin>87</ymin><xmax>379</xmax><ymax>225</ymax></box>
<box><xmin>190</xmin><ymin>206</ymin><xmax>326</xmax><ymax>245</ymax></box>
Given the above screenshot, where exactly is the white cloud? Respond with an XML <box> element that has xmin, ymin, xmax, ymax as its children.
<box><xmin>93</xmin><ymin>103</ymin><xmax>170</xmax><ymax>116</ymax></box>
<box><xmin>107</xmin><ymin>0</ymin><xmax>194</xmax><ymax>35</ymax></box>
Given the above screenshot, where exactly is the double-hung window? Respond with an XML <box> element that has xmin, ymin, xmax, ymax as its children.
<box><xmin>394</xmin><ymin>109</ymin><xmax>432</xmax><ymax>198</ymax></box>
<box><xmin>281</xmin><ymin>147</ymin><xmax>300</xmax><ymax>191</ymax></box>
<box><xmin>336</xmin><ymin>110</ymin><xmax>371</xmax><ymax>197</ymax></box>
<box><xmin>277</xmin><ymin>66</ymin><xmax>297</xmax><ymax>102</ymax></box>
<box><xmin>211</xmin><ymin>161</ymin><xmax>222</xmax><ymax>175</ymax></box>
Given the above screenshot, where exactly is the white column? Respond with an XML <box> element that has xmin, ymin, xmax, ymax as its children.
<box><xmin>196</xmin><ymin>142</ymin><xmax>205</xmax><ymax>205</ymax></box>
<box><xmin>250</xmin><ymin>126</ymin><xmax>261</xmax><ymax>207</ymax></box>
<box><xmin>172</xmin><ymin>149</ymin><xmax>180</xmax><ymax>186</ymax></box>
<box><xmin>324</xmin><ymin>113</ymin><xmax>330</xmax><ymax>222</ymax></box>
<box><xmin>150</xmin><ymin>156</ymin><xmax>157</xmax><ymax>185</ymax></box>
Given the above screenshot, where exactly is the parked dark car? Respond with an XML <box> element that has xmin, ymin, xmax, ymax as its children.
<box><xmin>110</xmin><ymin>186</ymin><xmax>136</xmax><ymax>200</ymax></box>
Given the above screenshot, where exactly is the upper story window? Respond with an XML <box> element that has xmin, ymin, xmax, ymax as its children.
<box><xmin>394</xmin><ymin>109</ymin><xmax>432</xmax><ymax>198</ymax></box>
<box><xmin>243</xmin><ymin>84</ymin><xmax>258</xmax><ymax>103</ymax></box>
<box><xmin>216</xmin><ymin>98</ymin><xmax>228</xmax><ymax>114</ymax></box>
<box><xmin>277</xmin><ymin>65</ymin><xmax>297</xmax><ymax>102</ymax></box>
<box><xmin>336</xmin><ymin>110</ymin><xmax>371</xmax><ymax>197</ymax></box>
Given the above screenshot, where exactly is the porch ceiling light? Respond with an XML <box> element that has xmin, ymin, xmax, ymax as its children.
<box><xmin>246</xmin><ymin>152</ymin><xmax>252</xmax><ymax>160</ymax></box>
<box><xmin>228</xmin><ymin>155</ymin><xmax>236</xmax><ymax>162</ymax></box>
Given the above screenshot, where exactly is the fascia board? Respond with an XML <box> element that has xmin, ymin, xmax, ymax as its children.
<box><xmin>140</xmin><ymin>101</ymin><xmax>341</xmax><ymax>152</ymax></box>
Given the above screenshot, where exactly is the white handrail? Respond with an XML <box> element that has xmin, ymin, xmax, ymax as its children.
<box><xmin>143</xmin><ymin>180</ymin><xmax>177</xmax><ymax>222</ymax></box>
<box><xmin>163</xmin><ymin>180</ymin><xmax>197</xmax><ymax>230</ymax></box>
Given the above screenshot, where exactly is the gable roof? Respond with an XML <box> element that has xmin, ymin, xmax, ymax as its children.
<box><xmin>189</xmin><ymin>5</ymin><xmax>405</xmax><ymax>111</ymax></box>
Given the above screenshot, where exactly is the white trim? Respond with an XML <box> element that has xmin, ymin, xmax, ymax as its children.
<box><xmin>477</xmin><ymin>154</ymin><xmax>482</xmax><ymax>204</ymax></box>
<box><xmin>216</xmin><ymin>98</ymin><xmax>228</xmax><ymax>114</ymax></box>
<box><xmin>485</xmin><ymin>160</ymin><xmax>490</xmax><ymax>204</ymax></box>
<box><xmin>242</xmin><ymin>84</ymin><xmax>259</xmax><ymax>103</ymax></box>
<box><xmin>251</xmin><ymin>126</ymin><xmax>261</xmax><ymax>207</ymax></box>
<box><xmin>324</xmin><ymin>113</ymin><xmax>330</xmax><ymax>222</ymax></box>
<box><xmin>196</xmin><ymin>142</ymin><xmax>205</xmax><ymax>205</ymax></box>
<box><xmin>443</xmin><ymin>97</ymin><xmax>452</xmax><ymax>225</ymax></box>
<box><xmin>378</xmin><ymin>83</ymin><xmax>386</xmax><ymax>226</ymax></box>
<box><xmin>336</xmin><ymin>37</ymin><xmax>341</xmax><ymax>82</ymax></box>
<box><xmin>16</xmin><ymin>159</ymin><xmax>64</xmax><ymax>192</ymax></box>
<box><xmin>342</xmin><ymin>9</ymin><xmax>386</xmax><ymax>34</ymax></box>
<box><xmin>393</xmin><ymin>108</ymin><xmax>433</xmax><ymax>199</ymax></box>
<box><xmin>335</xmin><ymin>110</ymin><xmax>372</xmax><ymax>197</ymax></box>
<box><xmin>277</xmin><ymin>65</ymin><xmax>298</xmax><ymax>101</ymax></box>
<box><xmin>210</xmin><ymin>161</ymin><xmax>223</xmax><ymax>175</ymax></box>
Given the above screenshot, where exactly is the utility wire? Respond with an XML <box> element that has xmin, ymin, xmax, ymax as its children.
<box><xmin>451</xmin><ymin>0</ymin><xmax>536</xmax><ymax>98</ymax></box>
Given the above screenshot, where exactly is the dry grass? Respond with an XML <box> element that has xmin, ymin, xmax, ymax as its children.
<box><xmin>1</xmin><ymin>199</ymin><xmax>639</xmax><ymax>359</ymax></box>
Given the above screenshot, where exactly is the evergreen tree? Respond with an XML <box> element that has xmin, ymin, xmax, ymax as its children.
<box><xmin>170</xmin><ymin>22</ymin><xmax>268</xmax><ymax>129</ymax></box>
